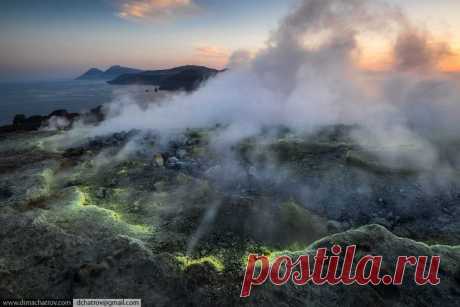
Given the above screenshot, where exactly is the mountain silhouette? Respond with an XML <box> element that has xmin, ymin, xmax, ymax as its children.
<box><xmin>76</xmin><ymin>65</ymin><xmax>142</xmax><ymax>80</ymax></box>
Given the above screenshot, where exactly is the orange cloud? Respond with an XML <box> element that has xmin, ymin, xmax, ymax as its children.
<box><xmin>356</xmin><ymin>53</ymin><xmax>392</xmax><ymax>72</ymax></box>
<box><xmin>439</xmin><ymin>49</ymin><xmax>460</xmax><ymax>72</ymax></box>
<box><xmin>181</xmin><ymin>45</ymin><xmax>231</xmax><ymax>69</ymax></box>
<box><xmin>118</xmin><ymin>0</ymin><xmax>199</xmax><ymax>21</ymax></box>
<box><xmin>194</xmin><ymin>46</ymin><xmax>230</xmax><ymax>59</ymax></box>
<box><xmin>355</xmin><ymin>31</ymin><xmax>460</xmax><ymax>73</ymax></box>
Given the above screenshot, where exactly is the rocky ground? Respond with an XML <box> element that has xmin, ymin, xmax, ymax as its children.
<box><xmin>0</xmin><ymin>119</ymin><xmax>459</xmax><ymax>306</ymax></box>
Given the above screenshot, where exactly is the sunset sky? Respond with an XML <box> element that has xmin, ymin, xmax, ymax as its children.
<box><xmin>1</xmin><ymin>0</ymin><xmax>460</xmax><ymax>81</ymax></box>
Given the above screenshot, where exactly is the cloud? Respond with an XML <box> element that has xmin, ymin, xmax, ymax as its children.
<box><xmin>118</xmin><ymin>0</ymin><xmax>199</xmax><ymax>21</ymax></box>
<box><xmin>194</xmin><ymin>45</ymin><xmax>230</xmax><ymax>59</ymax></box>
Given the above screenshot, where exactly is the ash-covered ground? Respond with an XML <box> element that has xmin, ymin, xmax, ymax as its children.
<box><xmin>0</xmin><ymin>123</ymin><xmax>459</xmax><ymax>306</ymax></box>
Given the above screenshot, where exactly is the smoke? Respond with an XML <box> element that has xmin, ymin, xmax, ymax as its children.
<box><xmin>49</xmin><ymin>0</ymin><xmax>460</xmax><ymax>253</ymax></box>
<box><xmin>42</xmin><ymin>116</ymin><xmax>70</xmax><ymax>131</ymax></box>
<box><xmin>393</xmin><ymin>28</ymin><xmax>451</xmax><ymax>72</ymax></box>
<box><xmin>227</xmin><ymin>50</ymin><xmax>253</xmax><ymax>69</ymax></box>
<box><xmin>70</xmin><ymin>0</ymin><xmax>460</xmax><ymax>171</ymax></box>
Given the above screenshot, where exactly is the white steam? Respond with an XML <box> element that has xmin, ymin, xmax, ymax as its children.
<box><xmin>75</xmin><ymin>0</ymin><xmax>460</xmax><ymax>170</ymax></box>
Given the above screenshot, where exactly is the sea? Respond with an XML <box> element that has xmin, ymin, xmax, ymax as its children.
<box><xmin>0</xmin><ymin>80</ymin><xmax>120</xmax><ymax>126</ymax></box>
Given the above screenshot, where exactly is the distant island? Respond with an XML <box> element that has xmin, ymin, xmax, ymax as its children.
<box><xmin>77</xmin><ymin>65</ymin><xmax>222</xmax><ymax>92</ymax></box>
<box><xmin>108</xmin><ymin>65</ymin><xmax>221</xmax><ymax>92</ymax></box>
<box><xmin>76</xmin><ymin>65</ymin><xmax>143</xmax><ymax>80</ymax></box>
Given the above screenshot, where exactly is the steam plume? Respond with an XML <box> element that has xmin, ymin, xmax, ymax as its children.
<box><xmin>73</xmin><ymin>0</ymin><xmax>460</xmax><ymax>170</ymax></box>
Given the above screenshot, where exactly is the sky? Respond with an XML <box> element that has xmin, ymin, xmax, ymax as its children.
<box><xmin>0</xmin><ymin>0</ymin><xmax>460</xmax><ymax>81</ymax></box>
